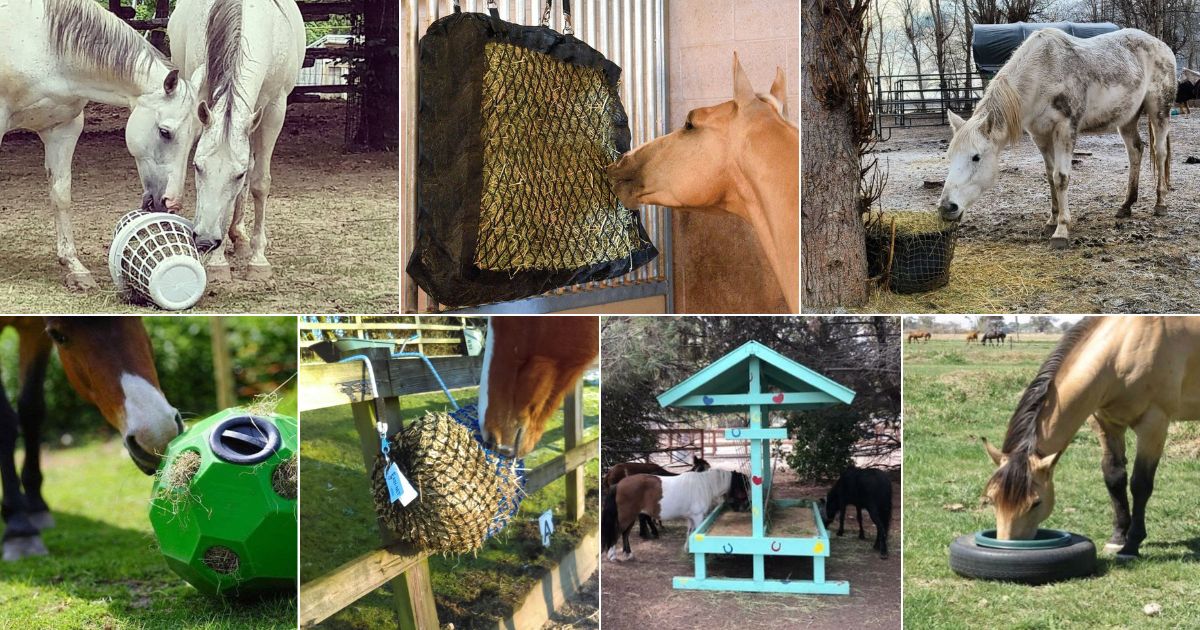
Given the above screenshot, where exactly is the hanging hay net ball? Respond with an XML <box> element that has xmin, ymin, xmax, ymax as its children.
<box><xmin>372</xmin><ymin>406</ymin><xmax>524</xmax><ymax>555</ymax></box>
<box><xmin>864</xmin><ymin>209</ymin><xmax>958</xmax><ymax>294</ymax></box>
<box><xmin>108</xmin><ymin>209</ymin><xmax>207</xmax><ymax>310</ymax></box>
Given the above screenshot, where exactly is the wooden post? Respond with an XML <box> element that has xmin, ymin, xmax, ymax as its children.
<box><xmin>564</xmin><ymin>382</ymin><xmax>585</xmax><ymax>522</ymax></box>
<box><xmin>148</xmin><ymin>0</ymin><xmax>169</xmax><ymax>52</ymax></box>
<box><xmin>209</xmin><ymin>317</ymin><xmax>236</xmax><ymax>410</ymax></box>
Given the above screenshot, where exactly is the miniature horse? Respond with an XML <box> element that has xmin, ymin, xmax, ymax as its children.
<box><xmin>823</xmin><ymin>466</ymin><xmax>893</xmax><ymax>558</ymax></box>
<box><xmin>602</xmin><ymin>469</ymin><xmax>750</xmax><ymax>561</ymax></box>
<box><xmin>603</xmin><ymin>456</ymin><xmax>711</xmax><ymax>538</ymax></box>
<box><xmin>479</xmin><ymin>316</ymin><xmax>598</xmax><ymax>458</ymax></box>
<box><xmin>0</xmin><ymin>317</ymin><xmax>182</xmax><ymax>560</ymax></box>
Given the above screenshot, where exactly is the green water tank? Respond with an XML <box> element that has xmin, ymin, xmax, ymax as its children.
<box><xmin>149</xmin><ymin>408</ymin><xmax>298</xmax><ymax>597</ymax></box>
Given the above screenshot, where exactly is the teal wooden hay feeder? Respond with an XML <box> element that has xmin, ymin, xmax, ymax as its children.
<box><xmin>657</xmin><ymin>341</ymin><xmax>856</xmax><ymax>595</ymax></box>
<box><xmin>149</xmin><ymin>408</ymin><xmax>298</xmax><ymax>597</ymax></box>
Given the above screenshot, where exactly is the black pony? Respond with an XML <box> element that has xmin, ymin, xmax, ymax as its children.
<box><xmin>823</xmin><ymin>466</ymin><xmax>893</xmax><ymax>558</ymax></box>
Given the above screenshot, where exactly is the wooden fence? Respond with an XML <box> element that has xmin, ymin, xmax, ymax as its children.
<box><xmin>297</xmin><ymin>324</ymin><xmax>597</xmax><ymax>628</ymax></box>
<box><xmin>298</xmin><ymin>316</ymin><xmax>486</xmax><ymax>357</ymax></box>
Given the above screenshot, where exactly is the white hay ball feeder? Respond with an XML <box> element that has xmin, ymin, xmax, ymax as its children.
<box><xmin>108</xmin><ymin>210</ymin><xmax>207</xmax><ymax>311</ymax></box>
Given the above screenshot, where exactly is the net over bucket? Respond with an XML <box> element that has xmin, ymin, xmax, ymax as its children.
<box><xmin>108</xmin><ymin>210</ymin><xmax>207</xmax><ymax>310</ymax></box>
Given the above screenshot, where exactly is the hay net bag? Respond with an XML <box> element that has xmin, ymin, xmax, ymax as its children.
<box><xmin>372</xmin><ymin>405</ymin><xmax>525</xmax><ymax>554</ymax></box>
<box><xmin>406</xmin><ymin>0</ymin><xmax>658</xmax><ymax>308</ymax></box>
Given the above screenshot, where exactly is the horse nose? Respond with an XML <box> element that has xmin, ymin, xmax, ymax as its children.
<box><xmin>494</xmin><ymin>443</ymin><xmax>516</xmax><ymax>458</ymax></box>
<box><xmin>195</xmin><ymin>236</ymin><xmax>222</xmax><ymax>253</ymax></box>
<box><xmin>162</xmin><ymin>196</ymin><xmax>183</xmax><ymax>214</ymax></box>
<box><xmin>124</xmin><ymin>434</ymin><xmax>162</xmax><ymax>475</ymax></box>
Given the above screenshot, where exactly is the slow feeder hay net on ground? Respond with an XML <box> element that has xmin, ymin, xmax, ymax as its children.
<box><xmin>865</xmin><ymin>210</ymin><xmax>958</xmax><ymax>294</ymax></box>
<box><xmin>372</xmin><ymin>409</ymin><xmax>524</xmax><ymax>554</ymax></box>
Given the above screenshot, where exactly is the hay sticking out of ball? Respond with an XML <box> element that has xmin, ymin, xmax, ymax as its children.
<box><xmin>272</xmin><ymin>455</ymin><xmax>297</xmax><ymax>500</ymax></box>
<box><xmin>245</xmin><ymin>391</ymin><xmax>281</xmax><ymax>417</ymax></box>
<box><xmin>864</xmin><ymin>209</ymin><xmax>958</xmax><ymax>294</ymax></box>
<box><xmin>372</xmin><ymin>412</ymin><xmax>523</xmax><ymax>554</ymax></box>
<box><xmin>203</xmin><ymin>545</ymin><xmax>240</xmax><ymax>574</ymax></box>
<box><xmin>167</xmin><ymin>450</ymin><xmax>201</xmax><ymax>489</ymax></box>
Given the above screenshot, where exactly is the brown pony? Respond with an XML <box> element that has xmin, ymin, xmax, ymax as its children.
<box><xmin>607</xmin><ymin>54</ymin><xmax>798</xmax><ymax>311</ymax></box>
<box><xmin>982</xmin><ymin>316</ymin><xmax>1200</xmax><ymax>558</ymax></box>
<box><xmin>966</xmin><ymin>331</ymin><xmax>979</xmax><ymax>344</ymax></box>
<box><xmin>907</xmin><ymin>331</ymin><xmax>931</xmax><ymax>344</ymax></box>
<box><xmin>0</xmin><ymin>317</ymin><xmax>181</xmax><ymax>560</ymax></box>
<box><xmin>479</xmin><ymin>316</ymin><xmax>599</xmax><ymax>458</ymax></box>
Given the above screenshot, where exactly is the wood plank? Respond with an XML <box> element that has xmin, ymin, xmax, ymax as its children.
<box><xmin>301</xmin><ymin>322</ymin><xmax>466</xmax><ymax>331</ymax></box>
<box><xmin>299</xmin><ymin>361</ymin><xmax>392</xmax><ymax>411</ymax></box>
<box><xmin>387</xmin><ymin>356</ymin><xmax>483</xmax><ymax>396</ymax></box>
<box><xmin>495</xmin><ymin>527</ymin><xmax>599</xmax><ymax>630</ymax></box>
<box><xmin>395</xmin><ymin>557</ymin><xmax>438</xmax><ymax>630</ymax></box>
<box><xmin>525</xmin><ymin>438</ymin><xmax>598</xmax><ymax>496</ymax></box>
<box><xmin>298</xmin><ymin>543</ymin><xmax>431</xmax><ymax>628</ymax></box>
<box><xmin>563</xmin><ymin>386</ymin><xmax>585</xmax><ymax>522</ymax></box>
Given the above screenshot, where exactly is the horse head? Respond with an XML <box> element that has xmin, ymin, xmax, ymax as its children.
<box><xmin>725</xmin><ymin>471</ymin><xmax>750</xmax><ymax>512</ymax></box>
<box><xmin>190</xmin><ymin>92</ymin><xmax>261</xmax><ymax>253</ymax></box>
<box><xmin>125</xmin><ymin>67</ymin><xmax>201</xmax><ymax>214</ymax></box>
<box><xmin>44</xmin><ymin>317</ymin><xmax>182</xmax><ymax>475</ymax></box>
<box><xmin>691</xmin><ymin>455</ymin><xmax>711</xmax><ymax>472</ymax></box>
<box><xmin>939</xmin><ymin>80</ymin><xmax>1023</xmax><ymax>221</ymax></box>
<box><xmin>983</xmin><ymin>438</ymin><xmax>1061</xmax><ymax>539</ymax></box>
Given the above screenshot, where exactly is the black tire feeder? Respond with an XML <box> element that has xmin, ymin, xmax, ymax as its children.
<box><xmin>949</xmin><ymin>529</ymin><xmax>1097</xmax><ymax>585</ymax></box>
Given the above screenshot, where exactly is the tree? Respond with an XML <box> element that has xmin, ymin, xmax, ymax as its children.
<box><xmin>1030</xmin><ymin>316</ymin><xmax>1055</xmax><ymax>333</ymax></box>
<box><xmin>351</xmin><ymin>0</ymin><xmax>398</xmax><ymax>150</ymax></box>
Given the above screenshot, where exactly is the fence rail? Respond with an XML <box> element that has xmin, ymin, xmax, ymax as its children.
<box><xmin>873</xmin><ymin>72</ymin><xmax>986</xmax><ymax>141</ymax></box>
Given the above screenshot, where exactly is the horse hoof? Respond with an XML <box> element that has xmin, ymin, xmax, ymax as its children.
<box><xmin>1115</xmin><ymin>552</ymin><xmax>1140</xmax><ymax>563</ymax></box>
<box><xmin>1049</xmin><ymin>237</ymin><xmax>1070</xmax><ymax>250</ymax></box>
<box><xmin>2</xmin><ymin>535</ymin><xmax>48</xmax><ymax>561</ymax></box>
<box><xmin>1115</xmin><ymin>207</ymin><xmax>1132</xmax><ymax>219</ymax></box>
<box><xmin>28</xmin><ymin>512</ymin><xmax>55</xmax><ymax>530</ymax></box>
<box><xmin>244</xmin><ymin>263</ymin><xmax>273</xmax><ymax>281</ymax></box>
<box><xmin>64</xmin><ymin>271</ymin><xmax>97</xmax><ymax>292</ymax></box>
<box><xmin>205</xmin><ymin>264</ymin><xmax>232</xmax><ymax>283</ymax></box>
<box><xmin>1153</xmin><ymin>205</ymin><xmax>1167</xmax><ymax>216</ymax></box>
<box><xmin>1041</xmin><ymin>224</ymin><xmax>1058</xmax><ymax>237</ymax></box>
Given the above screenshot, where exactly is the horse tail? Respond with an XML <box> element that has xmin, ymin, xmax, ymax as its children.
<box><xmin>601</xmin><ymin>486</ymin><xmax>619</xmax><ymax>552</ymax></box>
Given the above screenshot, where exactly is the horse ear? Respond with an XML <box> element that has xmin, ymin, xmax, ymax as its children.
<box><xmin>163</xmin><ymin>69</ymin><xmax>179</xmax><ymax>95</ymax></box>
<box><xmin>733</xmin><ymin>53</ymin><xmax>755</xmax><ymax>107</ymax></box>
<box><xmin>197</xmin><ymin>101</ymin><xmax>211</xmax><ymax>127</ymax></box>
<box><xmin>1033</xmin><ymin>450</ymin><xmax>1061</xmax><ymax>471</ymax></box>
<box><xmin>948</xmin><ymin>109</ymin><xmax>966</xmax><ymax>132</ymax></box>
<box><xmin>769</xmin><ymin>66</ymin><xmax>788</xmax><ymax>116</ymax></box>
<box><xmin>982</xmin><ymin>437</ymin><xmax>1004</xmax><ymax>466</ymax></box>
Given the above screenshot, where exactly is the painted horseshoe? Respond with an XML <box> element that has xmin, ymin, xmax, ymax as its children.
<box><xmin>770</xmin><ymin>541</ymin><xmax>782</xmax><ymax>552</ymax></box>
<box><xmin>731</xmin><ymin>428</ymin><xmax>741</xmax><ymax>438</ymax></box>
<box><xmin>722</xmin><ymin>543</ymin><xmax>734</xmax><ymax>554</ymax></box>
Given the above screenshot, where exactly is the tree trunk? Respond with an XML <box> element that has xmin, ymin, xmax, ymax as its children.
<box><xmin>801</xmin><ymin>0</ymin><xmax>869</xmax><ymax>310</ymax></box>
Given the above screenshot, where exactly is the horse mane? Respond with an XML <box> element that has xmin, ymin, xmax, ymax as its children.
<box><xmin>44</xmin><ymin>0</ymin><xmax>166</xmax><ymax>86</ymax></box>
<box><xmin>956</xmin><ymin>77</ymin><xmax>1023</xmax><ymax>149</ymax></box>
<box><xmin>678</xmin><ymin>470</ymin><xmax>733</xmax><ymax>507</ymax></box>
<box><xmin>986</xmin><ymin>317</ymin><xmax>1102</xmax><ymax>512</ymax></box>
<box><xmin>204</xmin><ymin>0</ymin><xmax>245</xmax><ymax>117</ymax></box>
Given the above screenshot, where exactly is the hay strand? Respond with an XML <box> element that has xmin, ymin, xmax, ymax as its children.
<box><xmin>203</xmin><ymin>545</ymin><xmax>240</xmax><ymax>574</ymax></box>
<box><xmin>272</xmin><ymin>455</ymin><xmax>297</xmax><ymax>500</ymax></box>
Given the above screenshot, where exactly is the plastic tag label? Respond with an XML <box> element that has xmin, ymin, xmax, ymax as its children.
<box><xmin>539</xmin><ymin>509</ymin><xmax>555</xmax><ymax>547</ymax></box>
<box><xmin>385</xmin><ymin>461</ymin><xmax>418</xmax><ymax>506</ymax></box>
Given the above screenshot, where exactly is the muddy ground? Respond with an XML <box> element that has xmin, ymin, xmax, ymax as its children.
<box><xmin>600</xmin><ymin>467</ymin><xmax>900</xmax><ymax>630</ymax></box>
<box><xmin>866</xmin><ymin>114</ymin><xmax>1200</xmax><ymax>312</ymax></box>
<box><xmin>0</xmin><ymin>102</ymin><xmax>397</xmax><ymax>313</ymax></box>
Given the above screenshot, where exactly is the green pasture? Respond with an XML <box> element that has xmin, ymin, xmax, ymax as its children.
<box><xmin>903</xmin><ymin>339</ymin><xmax>1200</xmax><ymax>629</ymax></box>
<box><xmin>300</xmin><ymin>385</ymin><xmax>600</xmax><ymax>629</ymax></box>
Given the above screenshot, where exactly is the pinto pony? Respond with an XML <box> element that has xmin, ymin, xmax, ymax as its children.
<box><xmin>982</xmin><ymin>316</ymin><xmax>1200</xmax><ymax>559</ymax></box>
<box><xmin>603</xmin><ymin>456</ymin><xmax>710</xmax><ymax>538</ymax></box>
<box><xmin>607</xmin><ymin>54</ymin><xmax>798</xmax><ymax>311</ymax></box>
<box><xmin>0</xmin><ymin>317</ymin><xmax>181</xmax><ymax>560</ymax></box>
<box><xmin>938</xmin><ymin>28</ymin><xmax>1176</xmax><ymax>248</ymax></box>
<box><xmin>478</xmin><ymin>316</ymin><xmax>599</xmax><ymax>458</ymax></box>
<box><xmin>602</xmin><ymin>469</ymin><xmax>750</xmax><ymax>561</ymax></box>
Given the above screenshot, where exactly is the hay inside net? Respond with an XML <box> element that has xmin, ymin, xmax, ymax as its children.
<box><xmin>864</xmin><ymin>210</ymin><xmax>958</xmax><ymax>294</ymax></box>
<box><xmin>203</xmin><ymin>545</ymin><xmax>240</xmax><ymax>574</ymax></box>
<box><xmin>474</xmin><ymin>41</ymin><xmax>643</xmax><ymax>273</ymax></box>
<box><xmin>372</xmin><ymin>411</ymin><xmax>523</xmax><ymax>554</ymax></box>
<box><xmin>272</xmin><ymin>455</ymin><xmax>297</xmax><ymax>500</ymax></box>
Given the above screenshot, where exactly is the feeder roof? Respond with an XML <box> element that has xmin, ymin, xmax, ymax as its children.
<box><xmin>656</xmin><ymin>341</ymin><xmax>855</xmax><ymax>412</ymax></box>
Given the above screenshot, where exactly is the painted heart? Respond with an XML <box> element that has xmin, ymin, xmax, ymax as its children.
<box><xmin>752</xmin><ymin>475</ymin><xmax>763</xmax><ymax>485</ymax></box>
<box><xmin>702</xmin><ymin>395</ymin><xmax>714</xmax><ymax>405</ymax></box>
<box><xmin>772</xmin><ymin>393</ymin><xmax>785</xmax><ymax>404</ymax></box>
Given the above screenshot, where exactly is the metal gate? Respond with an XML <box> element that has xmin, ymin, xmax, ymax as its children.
<box><xmin>401</xmin><ymin>0</ymin><xmax>673</xmax><ymax>313</ymax></box>
<box><xmin>872</xmin><ymin>72</ymin><xmax>984</xmax><ymax>141</ymax></box>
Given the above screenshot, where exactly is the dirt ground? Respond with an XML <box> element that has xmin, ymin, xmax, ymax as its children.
<box><xmin>0</xmin><ymin>102</ymin><xmax>397</xmax><ymax>313</ymax></box>
<box><xmin>600</xmin><ymin>468</ymin><xmax>901</xmax><ymax>630</ymax></box>
<box><xmin>540</xmin><ymin>572</ymin><xmax>600</xmax><ymax>630</ymax></box>
<box><xmin>867</xmin><ymin>113</ymin><xmax>1200</xmax><ymax>312</ymax></box>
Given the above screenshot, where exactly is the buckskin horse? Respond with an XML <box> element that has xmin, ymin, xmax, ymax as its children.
<box><xmin>0</xmin><ymin>317</ymin><xmax>182</xmax><ymax>560</ymax></box>
<box><xmin>602</xmin><ymin>469</ymin><xmax>750</xmax><ymax>561</ymax></box>
<box><xmin>478</xmin><ymin>316</ymin><xmax>599</xmax><ymax>458</ymax></box>
<box><xmin>982</xmin><ymin>316</ymin><xmax>1200</xmax><ymax>559</ymax></box>
<box><xmin>603</xmin><ymin>456</ymin><xmax>711</xmax><ymax>538</ymax></box>
<box><xmin>607</xmin><ymin>53</ymin><xmax>798</xmax><ymax>311</ymax></box>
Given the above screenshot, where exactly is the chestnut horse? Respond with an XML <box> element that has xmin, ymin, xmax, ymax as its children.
<box><xmin>0</xmin><ymin>317</ymin><xmax>181</xmax><ymax>560</ymax></box>
<box><xmin>603</xmin><ymin>456</ymin><xmax>710</xmax><ymax>538</ymax></box>
<box><xmin>907</xmin><ymin>331</ymin><xmax>931</xmax><ymax>344</ymax></box>
<box><xmin>982</xmin><ymin>316</ymin><xmax>1200</xmax><ymax>559</ymax></box>
<box><xmin>966</xmin><ymin>331</ymin><xmax>979</xmax><ymax>344</ymax></box>
<box><xmin>478</xmin><ymin>316</ymin><xmax>598</xmax><ymax>458</ymax></box>
<box><xmin>607</xmin><ymin>53</ymin><xmax>798</xmax><ymax>311</ymax></box>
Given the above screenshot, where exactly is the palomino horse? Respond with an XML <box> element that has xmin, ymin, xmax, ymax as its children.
<box><xmin>607</xmin><ymin>54</ymin><xmax>798</xmax><ymax>311</ymax></box>
<box><xmin>603</xmin><ymin>456</ymin><xmax>711</xmax><ymax>538</ymax></box>
<box><xmin>0</xmin><ymin>317</ymin><xmax>182</xmax><ymax>560</ymax></box>
<box><xmin>478</xmin><ymin>316</ymin><xmax>599</xmax><ymax>458</ymax></box>
<box><xmin>939</xmin><ymin>28</ymin><xmax>1175</xmax><ymax>248</ymax></box>
<box><xmin>982</xmin><ymin>317</ymin><xmax>1200</xmax><ymax>558</ymax></box>
<box><xmin>966</xmin><ymin>331</ymin><xmax>980</xmax><ymax>344</ymax></box>
<box><xmin>602</xmin><ymin>469</ymin><xmax>750</xmax><ymax>561</ymax></box>
<box><xmin>168</xmin><ymin>0</ymin><xmax>306</xmax><ymax>280</ymax></box>
<box><xmin>0</xmin><ymin>0</ymin><xmax>199</xmax><ymax>290</ymax></box>
<box><xmin>981</xmin><ymin>330</ymin><xmax>1007</xmax><ymax>346</ymax></box>
<box><xmin>907</xmin><ymin>331</ymin><xmax>931</xmax><ymax>344</ymax></box>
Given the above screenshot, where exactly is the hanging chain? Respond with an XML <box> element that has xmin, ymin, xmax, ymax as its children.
<box><xmin>539</xmin><ymin>1</ymin><xmax>553</xmax><ymax>27</ymax></box>
<box><xmin>563</xmin><ymin>10</ymin><xmax>573</xmax><ymax>35</ymax></box>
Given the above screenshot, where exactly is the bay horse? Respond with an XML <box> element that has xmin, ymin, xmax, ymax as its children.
<box><xmin>982</xmin><ymin>316</ymin><xmax>1200</xmax><ymax>559</ymax></box>
<box><xmin>0</xmin><ymin>0</ymin><xmax>199</xmax><ymax>291</ymax></box>
<box><xmin>0</xmin><ymin>317</ymin><xmax>182</xmax><ymax>560</ymax></box>
<box><xmin>602</xmin><ymin>469</ymin><xmax>750</xmax><ymax>561</ymax></box>
<box><xmin>607</xmin><ymin>53</ymin><xmax>798</xmax><ymax>311</ymax></box>
<box><xmin>823</xmin><ymin>466</ymin><xmax>892</xmax><ymax>558</ymax></box>
<box><xmin>938</xmin><ymin>28</ymin><xmax>1175</xmax><ymax>248</ymax></box>
<box><xmin>966</xmin><ymin>331</ymin><xmax>980</xmax><ymax>344</ymax></box>
<box><xmin>168</xmin><ymin>0</ymin><xmax>305</xmax><ymax>281</ymax></box>
<box><xmin>907</xmin><ymin>331</ymin><xmax>931</xmax><ymax>344</ymax></box>
<box><xmin>981</xmin><ymin>330</ymin><xmax>1007</xmax><ymax>346</ymax></box>
<box><xmin>603</xmin><ymin>456</ymin><xmax>710</xmax><ymax>538</ymax></box>
<box><xmin>478</xmin><ymin>316</ymin><xmax>599</xmax><ymax>458</ymax></box>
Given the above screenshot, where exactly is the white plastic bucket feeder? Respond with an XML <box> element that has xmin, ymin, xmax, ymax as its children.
<box><xmin>108</xmin><ymin>210</ymin><xmax>207</xmax><ymax>310</ymax></box>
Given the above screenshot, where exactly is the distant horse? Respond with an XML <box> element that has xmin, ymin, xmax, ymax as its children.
<box><xmin>966</xmin><ymin>331</ymin><xmax>980</xmax><ymax>344</ymax></box>
<box><xmin>168</xmin><ymin>0</ymin><xmax>306</xmax><ymax>280</ymax></box>
<box><xmin>982</xmin><ymin>331</ymin><xmax>1007</xmax><ymax>346</ymax></box>
<box><xmin>982</xmin><ymin>316</ymin><xmax>1200</xmax><ymax>559</ymax></box>
<box><xmin>478</xmin><ymin>317</ymin><xmax>599</xmax><ymax>458</ymax></box>
<box><xmin>823</xmin><ymin>466</ymin><xmax>893</xmax><ymax>558</ymax></box>
<box><xmin>1178</xmin><ymin>68</ymin><xmax>1200</xmax><ymax>115</ymax></box>
<box><xmin>0</xmin><ymin>317</ymin><xmax>182</xmax><ymax>560</ymax></box>
<box><xmin>907</xmin><ymin>331</ymin><xmax>931</xmax><ymax>344</ymax></box>
<box><xmin>602</xmin><ymin>469</ymin><xmax>750</xmax><ymax>561</ymax></box>
<box><xmin>939</xmin><ymin>29</ymin><xmax>1175</xmax><ymax>248</ymax></box>
<box><xmin>603</xmin><ymin>456</ymin><xmax>711</xmax><ymax>538</ymax></box>
<box><xmin>608</xmin><ymin>54</ymin><xmax>798</xmax><ymax>311</ymax></box>
<box><xmin>0</xmin><ymin>0</ymin><xmax>199</xmax><ymax>291</ymax></box>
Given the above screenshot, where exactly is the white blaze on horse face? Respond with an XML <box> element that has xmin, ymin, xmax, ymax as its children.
<box><xmin>192</xmin><ymin>103</ymin><xmax>259</xmax><ymax>249</ymax></box>
<box><xmin>939</xmin><ymin>119</ymin><xmax>1001</xmax><ymax>221</ymax></box>
<box><xmin>477</xmin><ymin>318</ymin><xmax>495</xmax><ymax>441</ymax></box>
<box><xmin>119</xmin><ymin>372</ymin><xmax>180</xmax><ymax>457</ymax></box>
<box><xmin>125</xmin><ymin>71</ymin><xmax>199</xmax><ymax>214</ymax></box>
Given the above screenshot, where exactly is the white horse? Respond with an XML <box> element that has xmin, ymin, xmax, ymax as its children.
<box><xmin>168</xmin><ymin>0</ymin><xmax>305</xmax><ymax>281</ymax></box>
<box><xmin>0</xmin><ymin>0</ymin><xmax>199</xmax><ymax>291</ymax></box>
<box><xmin>938</xmin><ymin>28</ymin><xmax>1176</xmax><ymax>248</ymax></box>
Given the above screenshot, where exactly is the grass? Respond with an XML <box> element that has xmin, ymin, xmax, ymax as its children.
<box><xmin>0</xmin><ymin>388</ymin><xmax>298</xmax><ymax>629</ymax></box>
<box><xmin>903</xmin><ymin>339</ymin><xmax>1200</xmax><ymax>628</ymax></box>
<box><xmin>300</xmin><ymin>385</ymin><xmax>600</xmax><ymax>629</ymax></box>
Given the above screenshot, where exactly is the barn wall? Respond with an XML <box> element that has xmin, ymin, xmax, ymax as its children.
<box><xmin>666</xmin><ymin>0</ymin><xmax>799</xmax><ymax>313</ymax></box>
